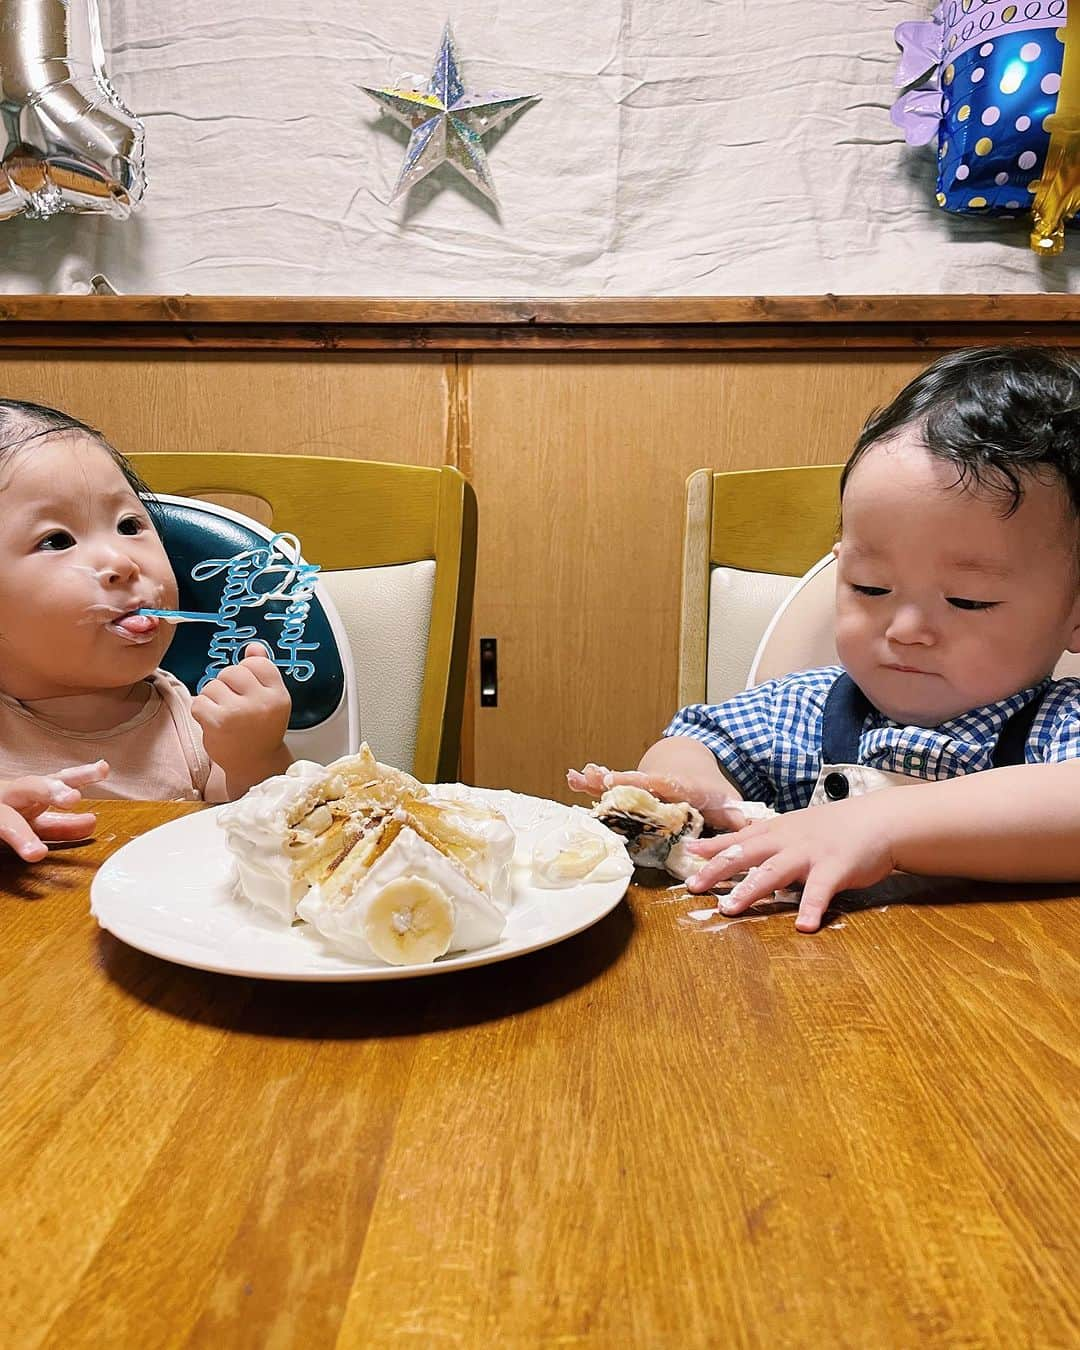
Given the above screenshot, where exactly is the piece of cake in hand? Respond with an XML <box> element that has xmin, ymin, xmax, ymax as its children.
<box><xmin>591</xmin><ymin>785</ymin><xmax>706</xmax><ymax>877</ymax></box>
<box><xmin>218</xmin><ymin>744</ymin><xmax>516</xmax><ymax>965</ymax></box>
<box><xmin>591</xmin><ymin>785</ymin><xmax>776</xmax><ymax>882</ymax></box>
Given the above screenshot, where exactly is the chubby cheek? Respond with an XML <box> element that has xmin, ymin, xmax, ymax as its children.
<box><xmin>954</xmin><ymin>628</ymin><xmax>1034</xmax><ymax>701</ymax></box>
<box><xmin>833</xmin><ymin>606</ymin><xmax>872</xmax><ymax>671</ymax></box>
<box><xmin>147</xmin><ymin>555</ymin><xmax>179</xmax><ymax>610</ymax></box>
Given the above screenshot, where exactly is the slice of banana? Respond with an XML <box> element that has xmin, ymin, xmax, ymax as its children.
<box><xmin>529</xmin><ymin>822</ymin><xmax>632</xmax><ymax>888</ymax></box>
<box><xmin>362</xmin><ymin>876</ymin><xmax>455</xmax><ymax>965</ymax></box>
<box><xmin>531</xmin><ymin>828</ymin><xmax>609</xmax><ymax>885</ymax></box>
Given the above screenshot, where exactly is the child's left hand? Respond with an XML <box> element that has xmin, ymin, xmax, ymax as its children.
<box><xmin>684</xmin><ymin>793</ymin><xmax>899</xmax><ymax>933</ymax></box>
<box><xmin>191</xmin><ymin>643</ymin><xmax>292</xmax><ymax>794</ymax></box>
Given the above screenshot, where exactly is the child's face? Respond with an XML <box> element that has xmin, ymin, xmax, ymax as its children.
<box><xmin>0</xmin><ymin>434</ymin><xmax>178</xmax><ymax>699</ymax></box>
<box><xmin>835</xmin><ymin>429</ymin><xmax>1080</xmax><ymax>726</ymax></box>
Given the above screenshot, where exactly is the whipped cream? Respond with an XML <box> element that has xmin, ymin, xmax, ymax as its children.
<box><xmin>218</xmin><ymin>753</ymin><xmax>520</xmax><ymax>964</ymax></box>
<box><xmin>217</xmin><ymin>759</ymin><xmax>329</xmax><ymax>920</ymax></box>
<box><xmin>425</xmin><ymin>795</ymin><xmax>516</xmax><ymax>909</ymax></box>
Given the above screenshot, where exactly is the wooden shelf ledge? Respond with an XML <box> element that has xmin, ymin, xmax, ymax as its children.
<box><xmin>0</xmin><ymin>295</ymin><xmax>1076</xmax><ymax>350</ymax></box>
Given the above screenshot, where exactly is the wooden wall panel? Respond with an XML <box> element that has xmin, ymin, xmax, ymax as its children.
<box><xmin>0</xmin><ymin>353</ymin><xmax>450</xmax><ymax>465</ymax></box>
<box><xmin>466</xmin><ymin>353</ymin><xmax>934</xmax><ymax>801</ymax></box>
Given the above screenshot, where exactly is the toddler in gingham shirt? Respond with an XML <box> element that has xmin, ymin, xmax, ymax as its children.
<box><xmin>571</xmin><ymin>346</ymin><xmax>1080</xmax><ymax>932</ymax></box>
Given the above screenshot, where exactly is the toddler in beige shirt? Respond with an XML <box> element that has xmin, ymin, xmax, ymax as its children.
<box><xmin>0</xmin><ymin>398</ymin><xmax>293</xmax><ymax>860</ymax></box>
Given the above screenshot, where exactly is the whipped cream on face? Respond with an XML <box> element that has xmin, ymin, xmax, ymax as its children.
<box><xmin>79</xmin><ymin>601</ymin><xmax>162</xmax><ymax>640</ymax></box>
<box><xmin>109</xmin><ymin>612</ymin><xmax>160</xmax><ymax>641</ymax></box>
<box><xmin>67</xmin><ymin>564</ymin><xmax>125</xmax><ymax>585</ymax></box>
<box><xmin>297</xmin><ymin>825</ymin><xmax>507</xmax><ymax>961</ymax></box>
<box><xmin>73</xmin><ymin>567</ymin><xmax>171</xmax><ymax>640</ymax></box>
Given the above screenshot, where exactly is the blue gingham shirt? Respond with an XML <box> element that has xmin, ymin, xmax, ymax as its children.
<box><xmin>664</xmin><ymin>666</ymin><xmax>1080</xmax><ymax>813</ymax></box>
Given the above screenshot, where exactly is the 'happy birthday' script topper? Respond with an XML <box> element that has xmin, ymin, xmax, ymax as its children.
<box><xmin>141</xmin><ymin>532</ymin><xmax>322</xmax><ymax>692</ymax></box>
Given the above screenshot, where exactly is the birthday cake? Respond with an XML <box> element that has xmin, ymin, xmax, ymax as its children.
<box><xmin>218</xmin><ymin>745</ymin><xmax>516</xmax><ymax>964</ymax></box>
<box><xmin>591</xmin><ymin>785</ymin><xmax>776</xmax><ymax>882</ymax></box>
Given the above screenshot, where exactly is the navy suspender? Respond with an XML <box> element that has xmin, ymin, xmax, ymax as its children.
<box><xmin>820</xmin><ymin>672</ymin><xmax>1044</xmax><ymax>772</ymax></box>
<box><xmin>820</xmin><ymin>674</ymin><xmax>874</xmax><ymax>766</ymax></box>
<box><xmin>992</xmin><ymin>692</ymin><xmax>1043</xmax><ymax>767</ymax></box>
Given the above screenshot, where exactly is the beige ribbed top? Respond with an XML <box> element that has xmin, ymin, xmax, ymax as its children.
<box><xmin>0</xmin><ymin>670</ymin><xmax>213</xmax><ymax>801</ymax></box>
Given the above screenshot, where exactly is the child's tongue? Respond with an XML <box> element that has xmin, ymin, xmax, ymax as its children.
<box><xmin>115</xmin><ymin>613</ymin><xmax>158</xmax><ymax>636</ymax></box>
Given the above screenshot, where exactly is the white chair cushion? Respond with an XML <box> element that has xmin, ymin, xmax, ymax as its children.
<box><xmin>319</xmin><ymin>561</ymin><xmax>435</xmax><ymax>775</ymax></box>
<box><xmin>706</xmin><ymin>567</ymin><xmax>800</xmax><ymax>704</ymax></box>
<box><xmin>748</xmin><ymin>554</ymin><xmax>838</xmax><ymax>687</ymax></box>
<box><xmin>1057</xmin><ymin>652</ymin><xmax>1080</xmax><ymax>679</ymax></box>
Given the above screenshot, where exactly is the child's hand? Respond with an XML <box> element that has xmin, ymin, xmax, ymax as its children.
<box><xmin>191</xmin><ymin>643</ymin><xmax>292</xmax><ymax>796</ymax></box>
<box><xmin>0</xmin><ymin>760</ymin><xmax>109</xmax><ymax>861</ymax></box>
<box><xmin>567</xmin><ymin>763</ymin><xmax>747</xmax><ymax>830</ymax></box>
<box><xmin>684</xmin><ymin>793</ymin><xmax>899</xmax><ymax>932</ymax></box>
<box><xmin>566</xmin><ymin>763</ymin><xmax>618</xmax><ymax>797</ymax></box>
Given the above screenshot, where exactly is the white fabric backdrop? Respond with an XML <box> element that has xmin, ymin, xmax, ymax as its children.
<box><xmin>3</xmin><ymin>0</ymin><xmax>1077</xmax><ymax>295</ymax></box>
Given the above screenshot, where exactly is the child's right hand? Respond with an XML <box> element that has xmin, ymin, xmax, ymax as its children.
<box><xmin>191</xmin><ymin>643</ymin><xmax>292</xmax><ymax>798</ymax></box>
<box><xmin>0</xmin><ymin>760</ymin><xmax>109</xmax><ymax>862</ymax></box>
<box><xmin>567</xmin><ymin>763</ymin><xmax>747</xmax><ymax>830</ymax></box>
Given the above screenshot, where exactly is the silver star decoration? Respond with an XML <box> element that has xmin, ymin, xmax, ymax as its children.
<box><xmin>361</xmin><ymin>23</ymin><xmax>539</xmax><ymax>205</ymax></box>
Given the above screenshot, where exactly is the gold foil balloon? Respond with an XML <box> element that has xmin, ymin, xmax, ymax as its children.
<box><xmin>0</xmin><ymin>0</ymin><xmax>145</xmax><ymax>221</ymax></box>
<box><xmin>1031</xmin><ymin>3</ymin><xmax>1080</xmax><ymax>253</ymax></box>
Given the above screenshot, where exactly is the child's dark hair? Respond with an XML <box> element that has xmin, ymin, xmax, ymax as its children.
<box><xmin>0</xmin><ymin>398</ymin><xmax>157</xmax><ymax>508</ymax></box>
<box><xmin>840</xmin><ymin>346</ymin><xmax>1080</xmax><ymax>519</ymax></box>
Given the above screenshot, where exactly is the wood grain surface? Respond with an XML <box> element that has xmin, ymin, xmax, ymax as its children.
<box><xmin>2</xmin><ymin>295</ymin><xmax>1080</xmax><ymax>350</ymax></box>
<box><xmin>0</xmin><ymin>352</ymin><xmax>449</xmax><ymax>466</ymax></box>
<box><xmin>2</xmin><ymin>801</ymin><xmax>1077</xmax><ymax>1349</ymax></box>
<box><xmin>466</xmin><ymin>354</ymin><xmax>932</xmax><ymax>800</ymax></box>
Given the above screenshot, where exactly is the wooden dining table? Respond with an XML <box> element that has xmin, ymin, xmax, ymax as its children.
<box><xmin>2</xmin><ymin>799</ymin><xmax>1078</xmax><ymax>1348</ymax></box>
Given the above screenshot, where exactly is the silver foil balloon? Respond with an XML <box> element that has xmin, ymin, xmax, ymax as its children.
<box><xmin>0</xmin><ymin>0</ymin><xmax>145</xmax><ymax>221</ymax></box>
<box><xmin>361</xmin><ymin>22</ymin><xmax>539</xmax><ymax>206</ymax></box>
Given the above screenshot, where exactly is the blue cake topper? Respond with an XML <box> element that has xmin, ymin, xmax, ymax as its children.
<box><xmin>141</xmin><ymin>531</ymin><xmax>322</xmax><ymax>691</ymax></box>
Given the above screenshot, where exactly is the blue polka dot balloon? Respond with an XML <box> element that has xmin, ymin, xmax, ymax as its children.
<box><xmin>892</xmin><ymin>1</ymin><xmax>1067</xmax><ymax>217</ymax></box>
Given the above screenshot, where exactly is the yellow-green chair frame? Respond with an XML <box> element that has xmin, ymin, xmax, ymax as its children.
<box><xmin>677</xmin><ymin>465</ymin><xmax>843</xmax><ymax>706</ymax></box>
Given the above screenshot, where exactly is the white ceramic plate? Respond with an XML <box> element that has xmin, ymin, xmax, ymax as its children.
<box><xmin>90</xmin><ymin>785</ymin><xmax>632</xmax><ymax>981</ymax></box>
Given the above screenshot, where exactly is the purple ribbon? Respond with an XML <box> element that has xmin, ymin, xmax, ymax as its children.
<box><xmin>890</xmin><ymin>87</ymin><xmax>945</xmax><ymax>146</ymax></box>
<box><xmin>893</xmin><ymin>18</ymin><xmax>943</xmax><ymax>90</ymax></box>
<box><xmin>891</xmin><ymin>10</ymin><xmax>945</xmax><ymax>146</ymax></box>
